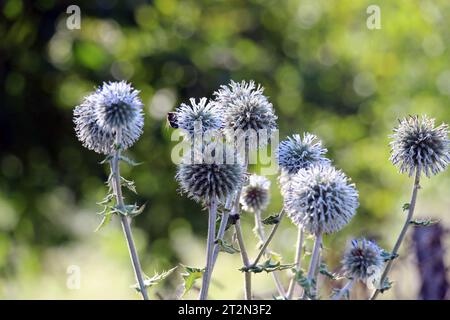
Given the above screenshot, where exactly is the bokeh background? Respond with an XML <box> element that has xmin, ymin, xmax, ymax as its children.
<box><xmin>0</xmin><ymin>0</ymin><xmax>449</xmax><ymax>299</ymax></box>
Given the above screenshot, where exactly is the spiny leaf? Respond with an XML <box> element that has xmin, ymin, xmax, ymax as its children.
<box><xmin>111</xmin><ymin>203</ymin><xmax>146</xmax><ymax>217</ymax></box>
<box><xmin>132</xmin><ymin>267</ymin><xmax>177</xmax><ymax>292</ymax></box>
<box><xmin>410</xmin><ymin>218</ymin><xmax>439</xmax><ymax>227</ymax></box>
<box><xmin>94</xmin><ymin>210</ymin><xmax>113</xmax><ymax>232</ymax></box>
<box><xmin>216</xmin><ymin>239</ymin><xmax>240</xmax><ymax>254</ymax></box>
<box><xmin>402</xmin><ymin>203</ymin><xmax>410</xmax><ymax>211</ymax></box>
<box><xmin>262</xmin><ymin>213</ymin><xmax>280</xmax><ymax>225</ymax></box>
<box><xmin>96</xmin><ymin>193</ymin><xmax>114</xmax><ymax>206</ymax></box>
<box><xmin>120</xmin><ymin>155</ymin><xmax>142</xmax><ymax>166</ymax></box>
<box><xmin>293</xmin><ymin>269</ymin><xmax>316</xmax><ymax>300</ymax></box>
<box><xmin>240</xmin><ymin>259</ymin><xmax>295</xmax><ymax>273</ymax></box>
<box><xmin>379</xmin><ymin>277</ymin><xmax>393</xmax><ymax>293</ymax></box>
<box><xmin>180</xmin><ymin>265</ymin><xmax>204</xmax><ymax>297</ymax></box>
<box><xmin>121</xmin><ymin>176</ymin><xmax>138</xmax><ymax>194</ymax></box>
<box><xmin>99</xmin><ymin>154</ymin><xmax>113</xmax><ymax>164</ymax></box>
<box><xmin>319</xmin><ymin>262</ymin><xmax>339</xmax><ymax>280</ymax></box>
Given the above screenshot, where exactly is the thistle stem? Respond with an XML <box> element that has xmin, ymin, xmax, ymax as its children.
<box><xmin>199</xmin><ymin>196</ymin><xmax>218</xmax><ymax>300</ymax></box>
<box><xmin>110</xmin><ymin>143</ymin><xmax>148</xmax><ymax>300</ymax></box>
<box><xmin>252</xmin><ymin>209</ymin><xmax>285</xmax><ymax>266</ymax></box>
<box><xmin>303</xmin><ymin>233</ymin><xmax>322</xmax><ymax>299</ymax></box>
<box><xmin>254</xmin><ymin>210</ymin><xmax>286</xmax><ymax>298</ymax></box>
<box><xmin>370</xmin><ymin>168</ymin><xmax>421</xmax><ymax>300</ymax></box>
<box><xmin>332</xmin><ymin>279</ymin><xmax>355</xmax><ymax>300</ymax></box>
<box><xmin>235</xmin><ymin>218</ymin><xmax>252</xmax><ymax>300</ymax></box>
<box><xmin>287</xmin><ymin>227</ymin><xmax>304</xmax><ymax>299</ymax></box>
<box><xmin>211</xmin><ymin>195</ymin><xmax>233</xmax><ymax>268</ymax></box>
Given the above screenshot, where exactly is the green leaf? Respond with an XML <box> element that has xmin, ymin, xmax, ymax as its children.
<box><xmin>319</xmin><ymin>263</ymin><xmax>338</xmax><ymax>280</ymax></box>
<box><xmin>121</xmin><ymin>176</ymin><xmax>138</xmax><ymax>194</ymax></box>
<box><xmin>99</xmin><ymin>154</ymin><xmax>113</xmax><ymax>164</ymax></box>
<box><xmin>216</xmin><ymin>239</ymin><xmax>240</xmax><ymax>254</ymax></box>
<box><xmin>379</xmin><ymin>277</ymin><xmax>393</xmax><ymax>293</ymax></box>
<box><xmin>262</xmin><ymin>214</ymin><xmax>281</xmax><ymax>225</ymax></box>
<box><xmin>96</xmin><ymin>193</ymin><xmax>114</xmax><ymax>206</ymax></box>
<box><xmin>293</xmin><ymin>269</ymin><xmax>317</xmax><ymax>299</ymax></box>
<box><xmin>180</xmin><ymin>265</ymin><xmax>204</xmax><ymax>297</ymax></box>
<box><xmin>120</xmin><ymin>155</ymin><xmax>142</xmax><ymax>166</ymax></box>
<box><xmin>94</xmin><ymin>210</ymin><xmax>113</xmax><ymax>232</ymax></box>
<box><xmin>402</xmin><ymin>203</ymin><xmax>410</xmax><ymax>211</ymax></box>
<box><xmin>132</xmin><ymin>267</ymin><xmax>177</xmax><ymax>292</ymax></box>
<box><xmin>111</xmin><ymin>203</ymin><xmax>146</xmax><ymax>217</ymax></box>
<box><xmin>240</xmin><ymin>259</ymin><xmax>295</xmax><ymax>273</ymax></box>
<box><xmin>410</xmin><ymin>218</ymin><xmax>439</xmax><ymax>227</ymax></box>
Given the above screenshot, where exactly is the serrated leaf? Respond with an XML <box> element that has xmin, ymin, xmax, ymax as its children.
<box><xmin>99</xmin><ymin>154</ymin><xmax>113</xmax><ymax>164</ymax></box>
<box><xmin>132</xmin><ymin>267</ymin><xmax>177</xmax><ymax>292</ymax></box>
<box><xmin>96</xmin><ymin>193</ymin><xmax>114</xmax><ymax>206</ymax></box>
<box><xmin>402</xmin><ymin>203</ymin><xmax>410</xmax><ymax>211</ymax></box>
<box><xmin>262</xmin><ymin>214</ymin><xmax>280</xmax><ymax>225</ymax></box>
<box><xmin>180</xmin><ymin>265</ymin><xmax>204</xmax><ymax>297</ymax></box>
<box><xmin>240</xmin><ymin>259</ymin><xmax>295</xmax><ymax>273</ymax></box>
<box><xmin>319</xmin><ymin>263</ymin><xmax>338</xmax><ymax>280</ymax></box>
<box><xmin>216</xmin><ymin>239</ymin><xmax>240</xmax><ymax>254</ymax></box>
<box><xmin>121</xmin><ymin>176</ymin><xmax>138</xmax><ymax>194</ymax></box>
<box><xmin>410</xmin><ymin>218</ymin><xmax>439</xmax><ymax>227</ymax></box>
<box><xmin>293</xmin><ymin>269</ymin><xmax>316</xmax><ymax>299</ymax></box>
<box><xmin>379</xmin><ymin>277</ymin><xmax>393</xmax><ymax>293</ymax></box>
<box><xmin>120</xmin><ymin>155</ymin><xmax>142</xmax><ymax>166</ymax></box>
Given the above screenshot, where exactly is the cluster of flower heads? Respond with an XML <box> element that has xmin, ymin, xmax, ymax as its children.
<box><xmin>240</xmin><ymin>175</ymin><xmax>271</xmax><ymax>213</ymax></box>
<box><xmin>174</xmin><ymin>80</ymin><xmax>278</xmax><ymax>203</ymax></box>
<box><xmin>283</xmin><ymin>165</ymin><xmax>359</xmax><ymax>235</ymax></box>
<box><xmin>74</xmin><ymin>81</ymin><xmax>144</xmax><ymax>154</ymax></box>
<box><xmin>390</xmin><ymin>115</ymin><xmax>449</xmax><ymax>177</ymax></box>
<box><xmin>342</xmin><ymin>239</ymin><xmax>385</xmax><ymax>281</ymax></box>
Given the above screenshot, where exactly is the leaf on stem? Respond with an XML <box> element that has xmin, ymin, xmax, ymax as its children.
<box><xmin>402</xmin><ymin>203</ymin><xmax>410</xmax><ymax>211</ymax></box>
<box><xmin>381</xmin><ymin>250</ymin><xmax>399</xmax><ymax>262</ymax></box>
<box><xmin>120</xmin><ymin>155</ymin><xmax>142</xmax><ymax>166</ymax></box>
<box><xmin>240</xmin><ymin>259</ymin><xmax>295</xmax><ymax>273</ymax></box>
<box><xmin>409</xmin><ymin>218</ymin><xmax>439</xmax><ymax>227</ymax></box>
<box><xmin>293</xmin><ymin>269</ymin><xmax>317</xmax><ymax>300</ymax></box>
<box><xmin>262</xmin><ymin>214</ymin><xmax>281</xmax><ymax>225</ymax></box>
<box><xmin>121</xmin><ymin>176</ymin><xmax>138</xmax><ymax>194</ymax></box>
<box><xmin>132</xmin><ymin>267</ymin><xmax>178</xmax><ymax>292</ymax></box>
<box><xmin>180</xmin><ymin>265</ymin><xmax>204</xmax><ymax>297</ymax></box>
<box><xmin>319</xmin><ymin>262</ymin><xmax>339</xmax><ymax>280</ymax></box>
<box><xmin>216</xmin><ymin>239</ymin><xmax>240</xmax><ymax>254</ymax></box>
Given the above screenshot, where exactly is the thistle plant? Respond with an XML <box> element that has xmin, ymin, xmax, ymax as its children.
<box><xmin>334</xmin><ymin>239</ymin><xmax>384</xmax><ymax>300</ymax></box>
<box><xmin>73</xmin><ymin>81</ymin><xmax>148</xmax><ymax>299</ymax></box>
<box><xmin>276</xmin><ymin>133</ymin><xmax>331</xmax><ymax>298</ymax></box>
<box><xmin>371</xmin><ymin>115</ymin><xmax>449</xmax><ymax>299</ymax></box>
<box><xmin>176</xmin><ymin>143</ymin><xmax>244</xmax><ymax>300</ymax></box>
<box><xmin>284</xmin><ymin>165</ymin><xmax>359</xmax><ymax>298</ymax></box>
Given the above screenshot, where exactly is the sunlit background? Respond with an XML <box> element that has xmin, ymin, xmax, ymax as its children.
<box><xmin>0</xmin><ymin>0</ymin><xmax>449</xmax><ymax>299</ymax></box>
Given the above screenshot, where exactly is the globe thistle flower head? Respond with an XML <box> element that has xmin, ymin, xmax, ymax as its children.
<box><xmin>73</xmin><ymin>81</ymin><xmax>144</xmax><ymax>154</ymax></box>
<box><xmin>277</xmin><ymin>133</ymin><xmax>330</xmax><ymax>175</ymax></box>
<box><xmin>284</xmin><ymin>165</ymin><xmax>359</xmax><ymax>235</ymax></box>
<box><xmin>390</xmin><ymin>115</ymin><xmax>449</xmax><ymax>177</ymax></box>
<box><xmin>342</xmin><ymin>239</ymin><xmax>384</xmax><ymax>281</ymax></box>
<box><xmin>176</xmin><ymin>143</ymin><xmax>244</xmax><ymax>203</ymax></box>
<box><xmin>214</xmin><ymin>80</ymin><xmax>278</xmax><ymax>134</ymax></box>
<box><xmin>240</xmin><ymin>175</ymin><xmax>271</xmax><ymax>213</ymax></box>
<box><xmin>174</xmin><ymin>97</ymin><xmax>223</xmax><ymax>138</ymax></box>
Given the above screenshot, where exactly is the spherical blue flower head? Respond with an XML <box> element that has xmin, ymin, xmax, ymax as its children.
<box><xmin>240</xmin><ymin>175</ymin><xmax>271</xmax><ymax>213</ymax></box>
<box><xmin>342</xmin><ymin>239</ymin><xmax>384</xmax><ymax>281</ymax></box>
<box><xmin>390</xmin><ymin>115</ymin><xmax>449</xmax><ymax>177</ymax></box>
<box><xmin>277</xmin><ymin>133</ymin><xmax>330</xmax><ymax>175</ymax></box>
<box><xmin>214</xmin><ymin>80</ymin><xmax>278</xmax><ymax>142</ymax></box>
<box><xmin>176</xmin><ymin>143</ymin><xmax>244</xmax><ymax>203</ymax></box>
<box><xmin>175</xmin><ymin>97</ymin><xmax>223</xmax><ymax>138</ymax></box>
<box><xmin>284</xmin><ymin>165</ymin><xmax>359</xmax><ymax>235</ymax></box>
<box><xmin>73</xmin><ymin>81</ymin><xmax>144</xmax><ymax>153</ymax></box>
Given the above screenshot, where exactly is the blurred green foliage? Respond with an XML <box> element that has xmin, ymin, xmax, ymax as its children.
<box><xmin>0</xmin><ymin>0</ymin><xmax>449</xmax><ymax>299</ymax></box>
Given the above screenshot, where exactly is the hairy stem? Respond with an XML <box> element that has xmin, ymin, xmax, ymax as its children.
<box><xmin>370</xmin><ymin>168</ymin><xmax>421</xmax><ymax>300</ymax></box>
<box><xmin>303</xmin><ymin>233</ymin><xmax>322</xmax><ymax>299</ymax></box>
<box><xmin>287</xmin><ymin>227</ymin><xmax>304</xmax><ymax>299</ymax></box>
<box><xmin>110</xmin><ymin>142</ymin><xmax>148</xmax><ymax>300</ymax></box>
<box><xmin>199</xmin><ymin>196</ymin><xmax>218</xmax><ymax>300</ymax></box>
<box><xmin>235</xmin><ymin>219</ymin><xmax>252</xmax><ymax>300</ymax></box>
<box><xmin>332</xmin><ymin>279</ymin><xmax>355</xmax><ymax>300</ymax></box>
<box><xmin>211</xmin><ymin>195</ymin><xmax>233</xmax><ymax>268</ymax></box>
<box><xmin>254</xmin><ymin>210</ymin><xmax>286</xmax><ymax>297</ymax></box>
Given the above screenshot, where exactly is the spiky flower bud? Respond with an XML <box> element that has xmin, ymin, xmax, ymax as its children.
<box><xmin>284</xmin><ymin>165</ymin><xmax>359</xmax><ymax>235</ymax></box>
<box><xmin>173</xmin><ymin>97</ymin><xmax>223</xmax><ymax>138</ymax></box>
<box><xmin>240</xmin><ymin>175</ymin><xmax>271</xmax><ymax>213</ymax></box>
<box><xmin>214</xmin><ymin>80</ymin><xmax>277</xmax><ymax>136</ymax></box>
<box><xmin>73</xmin><ymin>81</ymin><xmax>144</xmax><ymax>154</ymax></box>
<box><xmin>342</xmin><ymin>239</ymin><xmax>384</xmax><ymax>281</ymax></box>
<box><xmin>176</xmin><ymin>144</ymin><xmax>244</xmax><ymax>203</ymax></box>
<box><xmin>390</xmin><ymin>115</ymin><xmax>449</xmax><ymax>177</ymax></box>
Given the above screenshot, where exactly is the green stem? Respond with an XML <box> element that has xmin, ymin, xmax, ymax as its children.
<box><xmin>370</xmin><ymin>167</ymin><xmax>421</xmax><ymax>300</ymax></box>
<box><xmin>333</xmin><ymin>279</ymin><xmax>355</xmax><ymax>300</ymax></box>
